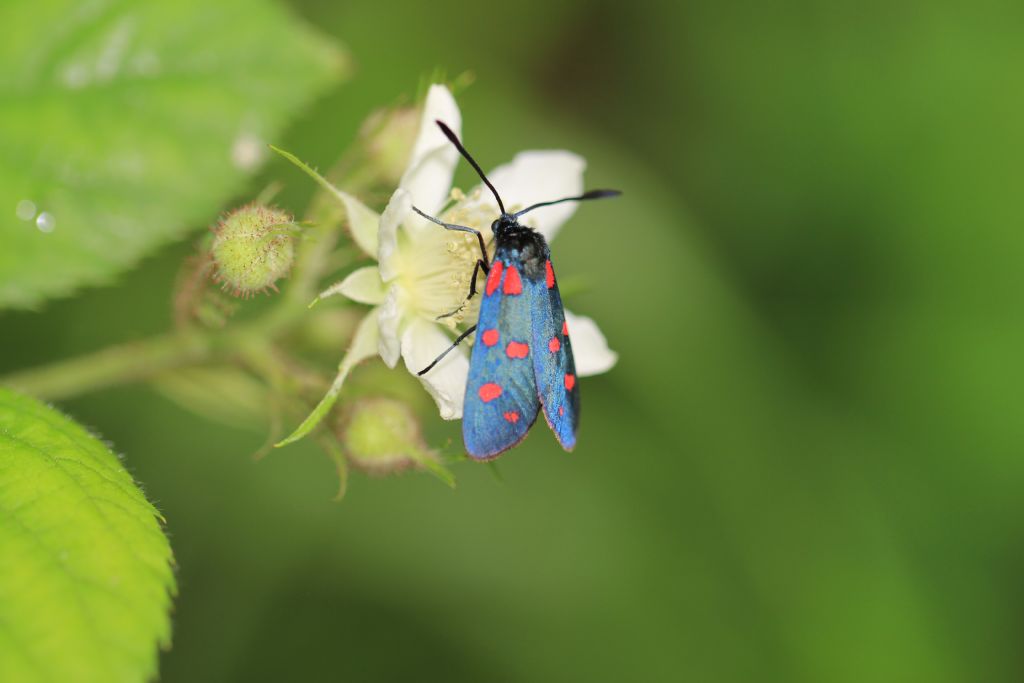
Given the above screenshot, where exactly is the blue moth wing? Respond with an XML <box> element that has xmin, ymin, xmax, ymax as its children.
<box><xmin>530</xmin><ymin>258</ymin><xmax>579</xmax><ymax>450</ymax></box>
<box><xmin>462</xmin><ymin>250</ymin><xmax>541</xmax><ymax>459</ymax></box>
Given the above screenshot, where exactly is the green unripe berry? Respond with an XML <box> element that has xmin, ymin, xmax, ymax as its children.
<box><xmin>339</xmin><ymin>398</ymin><xmax>455</xmax><ymax>486</ymax></box>
<box><xmin>211</xmin><ymin>204</ymin><xmax>295</xmax><ymax>296</ymax></box>
<box><xmin>340</xmin><ymin>398</ymin><xmax>426</xmax><ymax>474</ymax></box>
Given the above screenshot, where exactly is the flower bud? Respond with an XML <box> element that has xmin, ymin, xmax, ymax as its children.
<box><xmin>340</xmin><ymin>398</ymin><xmax>425</xmax><ymax>472</ymax></box>
<box><xmin>359</xmin><ymin>106</ymin><xmax>420</xmax><ymax>186</ymax></box>
<box><xmin>211</xmin><ymin>204</ymin><xmax>295</xmax><ymax>296</ymax></box>
<box><xmin>339</xmin><ymin>398</ymin><xmax>453</xmax><ymax>486</ymax></box>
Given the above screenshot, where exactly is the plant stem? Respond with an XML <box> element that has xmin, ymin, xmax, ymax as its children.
<box><xmin>1</xmin><ymin>294</ymin><xmax>318</xmax><ymax>402</ymax></box>
<box><xmin>3</xmin><ymin>332</ymin><xmax>211</xmax><ymax>401</ymax></box>
<box><xmin>2</xmin><ymin>220</ymin><xmax>336</xmax><ymax>401</ymax></box>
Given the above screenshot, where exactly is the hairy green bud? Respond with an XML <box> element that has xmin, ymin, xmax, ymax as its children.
<box><xmin>211</xmin><ymin>204</ymin><xmax>295</xmax><ymax>296</ymax></box>
<box><xmin>339</xmin><ymin>398</ymin><xmax>454</xmax><ymax>486</ymax></box>
<box><xmin>340</xmin><ymin>398</ymin><xmax>425</xmax><ymax>473</ymax></box>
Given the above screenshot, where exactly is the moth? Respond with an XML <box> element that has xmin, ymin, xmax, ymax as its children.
<box><xmin>416</xmin><ymin>121</ymin><xmax>619</xmax><ymax>459</ymax></box>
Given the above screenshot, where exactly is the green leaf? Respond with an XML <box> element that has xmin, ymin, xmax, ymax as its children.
<box><xmin>0</xmin><ymin>0</ymin><xmax>348</xmax><ymax>308</ymax></box>
<box><xmin>0</xmin><ymin>388</ymin><xmax>176</xmax><ymax>682</ymax></box>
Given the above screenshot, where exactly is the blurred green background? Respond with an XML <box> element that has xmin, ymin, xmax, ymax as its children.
<box><xmin>4</xmin><ymin>0</ymin><xmax>1023</xmax><ymax>681</ymax></box>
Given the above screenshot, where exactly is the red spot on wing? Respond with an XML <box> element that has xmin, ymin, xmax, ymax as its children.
<box><xmin>506</xmin><ymin>341</ymin><xmax>529</xmax><ymax>358</ymax></box>
<box><xmin>503</xmin><ymin>265</ymin><xmax>522</xmax><ymax>295</ymax></box>
<box><xmin>503</xmin><ymin>411</ymin><xmax>520</xmax><ymax>423</ymax></box>
<box><xmin>545</xmin><ymin>260</ymin><xmax>555</xmax><ymax>289</ymax></box>
<box><xmin>485</xmin><ymin>261</ymin><xmax>503</xmax><ymax>296</ymax></box>
<box><xmin>478</xmin><ymin>383</ymin><xmax>502</xmax><ymax>402</ymax></box>
<box><xmin>562</xmin><ymin>320</ymin><xmax>569</xmax><ymax>337</ymax></box>
<box><xmin>548</xmin><ymin>337</ymin><xmax>561</xmax><ymax>353</ymax></box>
<box><xmin>558</xmin><ymin>406</ymin><xmax>565</xmax><ymax>417</ymax></box>
<box><xmin>564</xmin><ymin>374</ymin><xmax>576</xmax><ymax>391</ymax></box>
<box><xmin>482</xmin><ymin>329</ymin><xmax>499</xmax><ymax>347</ymax></box>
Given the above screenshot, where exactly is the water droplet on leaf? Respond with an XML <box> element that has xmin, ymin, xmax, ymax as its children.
<box><xmin>36</xmin><ymin>212</ymin><xmax>56</xmax><ymax>233</ymax></box>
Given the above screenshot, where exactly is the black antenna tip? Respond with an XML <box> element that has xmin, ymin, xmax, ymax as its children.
<box><xmin>436</xmin><ymin>120</ymin><xmax>457</xmax><ymax>140</ymax></box>
<box><xmin>434</xmin><ymin>119</ymin><xmax>507</xmax><ymax>214</ymax></box>
<box><xmin>582</xmin><ymin>189</ymin><xmax>622</xmax><ymax>199</ymax></box>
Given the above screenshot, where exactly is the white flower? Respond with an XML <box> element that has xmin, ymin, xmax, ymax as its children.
<box><xmin>277</xmin><ymin>85</ymin><xmax>617</xmax><ymax>444</ymax></box>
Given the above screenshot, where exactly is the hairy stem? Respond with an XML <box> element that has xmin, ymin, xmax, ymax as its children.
<box><xmin>6</xmin><ymin>226</ymin><xmax>329</xmax><ymax>400</ymax></box>
<box><xmin>3</xmin><ymin>333</ymin><xmax>210</xmax><ymax>400</ymax></box>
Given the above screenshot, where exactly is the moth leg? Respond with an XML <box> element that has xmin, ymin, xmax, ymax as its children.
<box><xmin>411</xmin><ymin>206</ymin><xmax>489</xmax><ymax>266</ymax></box>
<box><xmin>417</xmin><ymin>325</ymin><xmax>477</xmax><ymax>376</ymax></box>
<box><xmin>437</xmin><ymin>258</ymin><xmax>488</xmax><ymax>320</ymax></box>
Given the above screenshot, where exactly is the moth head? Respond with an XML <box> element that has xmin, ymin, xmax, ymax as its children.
<box><xmin>491</xmin><ymin>213</ymin><xmax>519</xmax><ymax>236</ymax></box>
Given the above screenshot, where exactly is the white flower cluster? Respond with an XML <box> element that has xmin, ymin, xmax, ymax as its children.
<box><xmin>279</xmin><ymin>85</ymin><xmax>617</xmax><ymax>444</ymax></box>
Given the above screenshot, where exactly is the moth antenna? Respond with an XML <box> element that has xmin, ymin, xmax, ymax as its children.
<box><xmin>514</xmin><ymin>189</ymin><xmax>621</xmax><ymax>218</ymax></box>
<box><xmin>436</xmin><ymin>120</ymin><xmax>506</xmax><ymax>215</ymax></box>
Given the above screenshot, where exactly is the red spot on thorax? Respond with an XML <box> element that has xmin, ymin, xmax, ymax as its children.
<box><xmin>562</xmin><ymin>320</ymin><xmax>569</xmax><ymax>337</ymax></box>
<box><xmin>558</xmin><ymin>406</ymin><xmax>565</xmax><ymax>417</ymax></box>
<box><xmin>503</xmin><ymin>265</ymin><xmax>522</xmax><ymax>295</ymax></box>
<box><xmin>564</xmin><ymin>373</ymin><xmax>576</xmax><ymax>391</ymax></box>
<box><xmin>503</xmin><ymin>411</ymin><xmax>520</xmax><ymax>423</ymax></box>
<box><xmin>481</xmin><ymin>328</ymin><xmax>499</xmax><ymax>346</ymax></box>
<box><xmin>506</xmin><ymin>341</ymin><xmax>529</xmax><ymax>358</ymax></box>
<box><xmin>548</xmin><ymin>337</ymin><xmax>561</xmax><ymax>353</ymax></box>
<box><xmin>545</xmin><ymin>260</ymin><xmax>555</xmax><ymax>289</ymax></box>
<box><xmin>478</xmin><ymin>383</ymin><xmax>502</xmax><ymax>402</ymax></box>
<box><xmin>485</xmin><ymin>261</ymin><xmax>503</xmax><ymax>296</ymax></box>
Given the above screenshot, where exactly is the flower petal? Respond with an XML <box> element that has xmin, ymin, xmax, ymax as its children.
<box><xmin>399</xmin><ymin>85</ymin><xmax>462</xmax><ymax>226</ymax></box>
<box><xmin>337</xmin><ymin>191</ymin><xmax>381</xmax><ymax>257</ymax></box>
<box><xmin>480</xmin><ymin>151</ymin><xmax>586</xmax><ymax>241</ymax></box>
<box><xmin>400</xmin><ymin>317</ymin><xmax>469</xmax><ymax>420</ymax></box>
<box><xmin>378</xmin><ymin>188</ymin><xmax>411</xmax><ymax>283</ymax></box>
<box><xmin>276</xmin><ymin>310</ymin><xmax>380</xmax><ymax>446</ymax></box>
<box><xmin>564</xmin><ymin>310</ymin><xmax>618</xmax><ymax>376</ymax></box>
<box><xmin>317</xmin><ymin>266</ymin><xmax>385</xmax><ymax>305</ymax></box>
<box><xmin>377</xmin><ymin>285</ymin><xmax>403</xmax><ymax>368</ymax></box>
